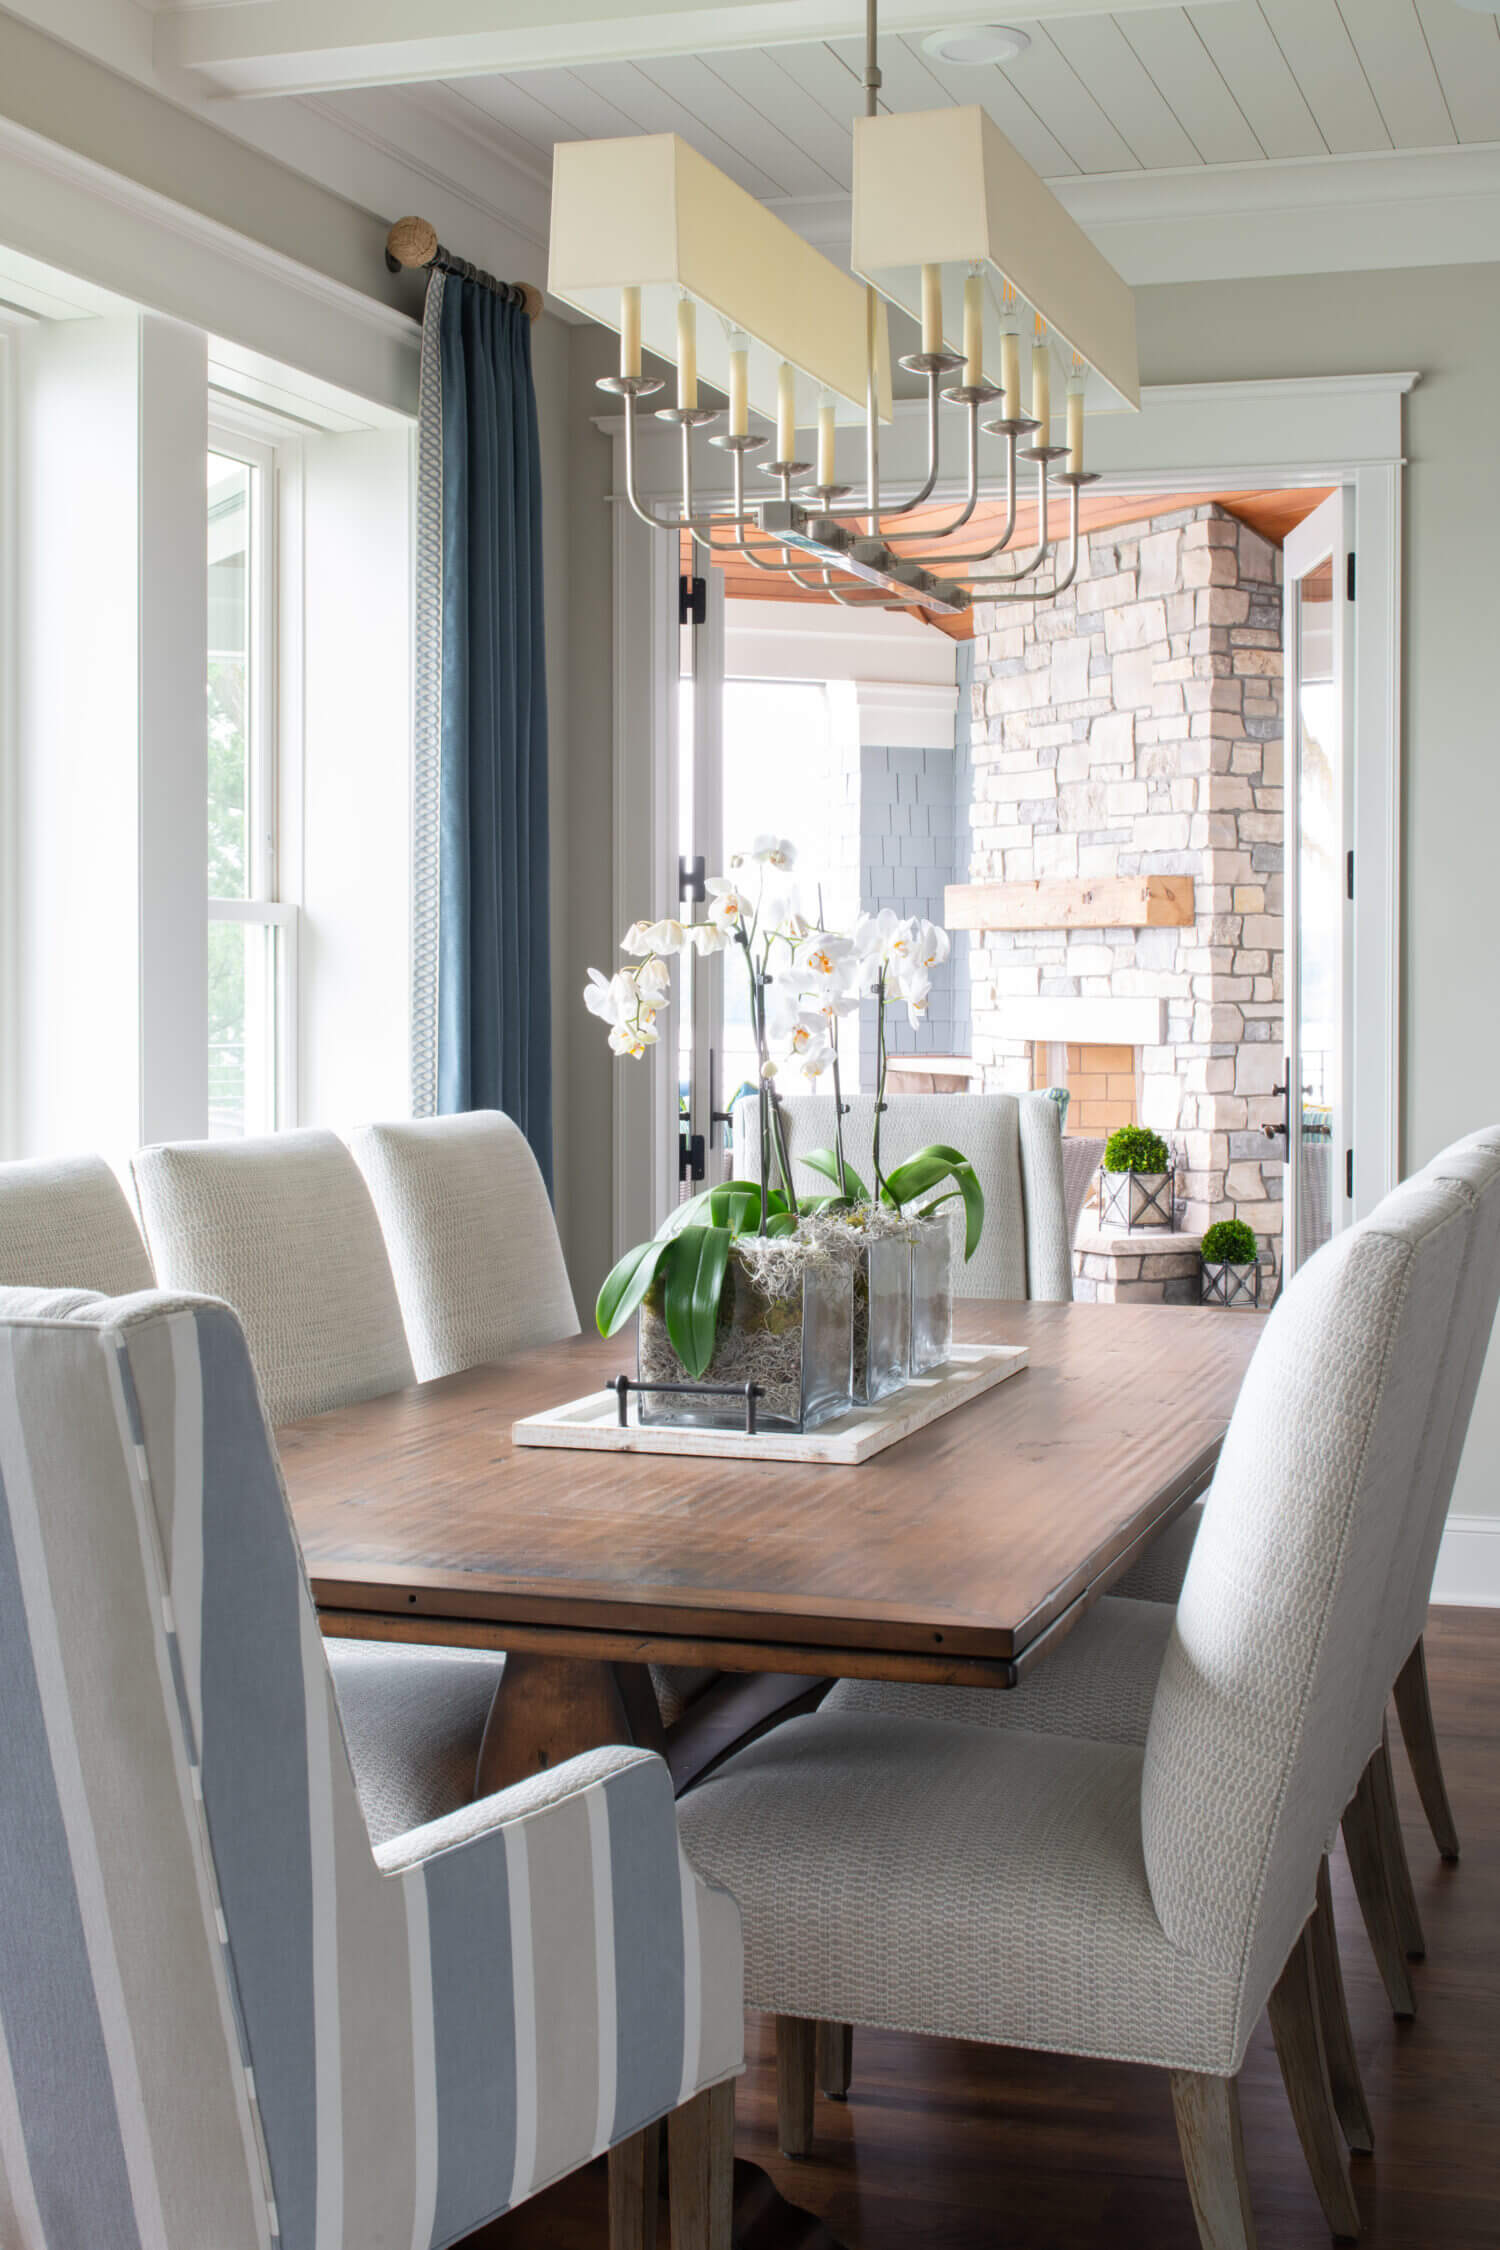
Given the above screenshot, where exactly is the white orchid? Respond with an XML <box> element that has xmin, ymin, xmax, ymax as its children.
<box><xmin>619</xmin><ymin>920</ymin><xmax>656</xmax><ymax>957</ymax></box>
<box><xmin>583</xmin><ymin>966</ymin><xmax>637</xmax><ymax>1025</ymax></box>
<box><xmin>794</xmin><ymin>1040</ymin><xmax>835</xmax><ymax>1082</ymax></box>
<box><xmin>635</xmin><ymin>955</ymin><xmax>672</xmax><ymax>1008</ymax></box>
<box><xmin>609</xmin><ymin>1018</ymin><xmax>659</xmax><ymax>1059</ymax></box>
<box><xmin>688</xmin><ymin>922</ymin><xmax>728</xmax><ymax>956</ymax></box>
<box><xmin>705</xmin><ymin>876</ymin><xmax>750</xmax><ymax>936</ymax></box>
<box><xmin>732</xmin><ymin>835</ymin><xmax>797</xmax><ymax>872</ymax></box>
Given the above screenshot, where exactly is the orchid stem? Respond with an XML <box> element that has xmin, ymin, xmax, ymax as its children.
<box><xmin>873</xmin><ymin>969</ymin><xmax>890</xmax><ymax>1205</ymax></box>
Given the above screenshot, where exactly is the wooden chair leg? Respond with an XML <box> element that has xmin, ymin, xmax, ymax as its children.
<box><xmin>609</xmin><ymin>2118</ymin><xmax>661</xmax><ymax>2250</ymax></box>
<box><xmin>816</xmin><ymin>2020</ymin><xmax>853</xmax><ymax>2101</ymax></box>
<box><xmin>1368</xmin><ymin>1723</ymin><xmax>1425</xmax><ymax>1959</ymax></box>
<box><xmin>666</xmin><ymin>2080</ymin><xmax>734</xmax><ymax>2250</ymax></box>
<box><xmin>1310</xmin><ymin>1857</ymin><xmax>1375</xmax><ymax>2157</ymax></box>
<box><xmin>1393</xmin><ymin>1637</ymin><xmax>1460</xmax><ymax>1861</ymax></box>
<box><xmin>1342</xmin><ymin>1751</ymin><xmax>1417</xmax><ymax>2019</ymax></box>
<box><xmin>1268</xmin><ymin>1925</ymin><xmax>1362</xmax><ymax>2240</ymax></box>
<box><xmin>1170</xmin><ymin>2072</ymin><xmax>1257</xmax><ymax>2250</ymax></box>
<box><xmin>775</xmin><ymin>2015</ymin><xmax>817</xmax><ymax>2157</ymax></box>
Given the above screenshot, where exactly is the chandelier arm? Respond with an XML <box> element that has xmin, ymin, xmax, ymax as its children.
<box><xmin>887</xmin><ymin>426</ymin><xmax>1019</xmax><ymax>570</ymax></box>
<box><xmin>982</xmin><ymin>477</ymin><xmax>1082</xmax><ymax>604</ymax></box>
<box><xmin>722</xmin><ymin>443</ymin><xmax>835</xmax><ymax>584</ymax></box>
<box><xmin>819</xmin><ymin>369</ymin><xmax>943</xmax><ymax>525</ymax></box>
<box><xmin>983</xmin><ymin>454</ymin><xmax>1055</xmax><ymax>583</ymax></box>
<box><xmin>879</xmin><ymin>396</ymin><xmax>983</xmax><ymax>551</ymax></box>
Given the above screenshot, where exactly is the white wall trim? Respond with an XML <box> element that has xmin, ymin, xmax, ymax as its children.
<box><xmin>1433</xmin><ymin>1516</ymin><xmax>1500</xmax><ymax>1610</ymax></box>
<box><xmin>771</xmin><ymin>142</ymin><xmax>1500</xmax><ymax>288</ymax></box>
<box><xmin>850</xmin><ymin>679</ymin><xmax>961</xmax><ymax>751</ymax></box>
<box><xmin>0</xmin><ymin>111</ymin><xmax>420</xmax><ymax>415</ymax></box>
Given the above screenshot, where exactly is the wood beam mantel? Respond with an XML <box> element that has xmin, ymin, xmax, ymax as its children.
<box><xmin>944</xmin><ymin>876</ymin><xmax>1195</xmax><ymax>933</ymax></box>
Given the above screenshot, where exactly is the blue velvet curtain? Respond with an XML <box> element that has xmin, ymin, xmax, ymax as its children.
<box><xmin>413</xmin><ymin>271</ymin><xmax>552</xmax><ymax>1187</ymax></box>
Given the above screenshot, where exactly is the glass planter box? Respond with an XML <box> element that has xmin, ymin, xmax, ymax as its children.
<box><xmin>910</xmin><ymin>1209</ymin><xmax>957</xmax><ymax>1373</ymax></box>
<box><xmin>854</xmin><ymin>1232</ymin><xmax>911</xmax><ymax>1404</ymax></box>
<box><xmin>636</xmin><ymin>1243</ymin><xmax>852</xmax><ymax>1434</ymax></box>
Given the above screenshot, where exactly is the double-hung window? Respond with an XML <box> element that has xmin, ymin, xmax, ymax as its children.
<box><xmin>206</xmin><ymin>429</ymin><xmax>296</xmax><ymax>1135</ymax></box>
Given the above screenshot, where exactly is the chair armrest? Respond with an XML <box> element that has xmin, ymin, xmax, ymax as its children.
<box><xmin>373</xmin><ymin>1741</ymin><xmax>660</xmax><ymax>1872</ymax></box>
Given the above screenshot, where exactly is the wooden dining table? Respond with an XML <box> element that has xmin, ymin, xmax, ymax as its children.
<box><xmin>279</xmin><ymin>1298</ymin><xmax>1263</xmax><ymax>1798</ymax></box>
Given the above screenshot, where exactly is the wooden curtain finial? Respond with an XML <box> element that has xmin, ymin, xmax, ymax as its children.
<box><xmin>518</xmin><ymin>282</ymin><xmax>545</xmax><ymax>324</ymax></box>
<box><xmin>386</xmin><ymin>215</ymin><xmax>440</xmax><ymax>271</ymax></box>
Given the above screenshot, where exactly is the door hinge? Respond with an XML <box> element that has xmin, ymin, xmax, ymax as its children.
<box><xmin>679</xmin><ymin>1130</ymin><xmax>706</xmax><ymax>1184</ymax></box>
<box><xmin>679</xmin><ymin>572</ymin><xmax>707</xmax><ymax>626</ymax></box>
<box><xmin>678</xmin><ymin>853</ymin><xmax>706</xmax><ymax>905</ymax></box>
<box><xmin>1346</xmin><ymin>1147</ymin><xmax>1354</xmax><ymax>1201</ymax></box>
<box><xmin>1346</xmin><ymin>849</ymin><xmax>1354</xmax><ymax>903</ymax></box>
<box><xmin>1346</xmin><ymin>550</ymin><xmax>1356</xmax><ymax>603</ymax></box>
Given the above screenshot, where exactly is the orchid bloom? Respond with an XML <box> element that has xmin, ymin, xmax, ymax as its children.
<box><xmin>733</xmin><ymin>835</ymin><xmax>797</xmax><ymax>872</ymax></box>
<box><xmin>704</xmin><ymin>876</ymin><xmax>749</xmax><ymax>936</ymax></box>
<box><xmin>688</xmin><ymin>922</ymin><xmax>728</xmax><ymax>956</ymax></box>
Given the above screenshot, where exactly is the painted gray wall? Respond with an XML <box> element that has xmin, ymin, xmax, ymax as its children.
<box><xmin>857</xmin><ymin>743</ymin><xmax>963</xmax><ymax>1079</ymax></box>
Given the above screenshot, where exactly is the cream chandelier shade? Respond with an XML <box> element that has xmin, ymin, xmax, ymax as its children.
<box><xmin>548</xmin><ymin>134</ymin><xmax>893</xmax><ymax>427</ymax></box>
<box><xmin>851</xmin><ymin>106</ymin><xmax>1139</xmax><ymax>421</ymax></box>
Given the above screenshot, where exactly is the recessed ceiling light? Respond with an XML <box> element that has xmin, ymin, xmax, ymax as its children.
<box><xmin>921</xmin><ymin>24</ymin><xmax>1030</xmax><ymax>66</ymax></box>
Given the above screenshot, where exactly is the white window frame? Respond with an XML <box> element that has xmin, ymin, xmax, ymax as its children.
<box><xmin>207</xmin><ymin>407</ymin><xmax>301</xmax><ymax>1130</ymax></box>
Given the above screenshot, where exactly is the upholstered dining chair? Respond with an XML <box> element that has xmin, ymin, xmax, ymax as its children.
<box><xmin>0</xmin><ymin>1283</ymin><xmax>741</xmax><ymax>2250</ymax></box>
<box><xmin>130</xmin><ymin>1129</ymin><xmax>506</xmax><ymax>1842</ymax></box>
<box><xmin>735</xmin><ymin>1090</ymin><xmax>1074</xmax><ymax>1302</ymax></box>
<box><xmin>349</xmin><ymin>1109</ymin><xmax>579</xmax><ymax>1380</ymax></box>
<box><xmin>1107</xmin><ymin>1127</ymin><xmax>1500</xmax><ymax>1981</ymax></box>
<box><xmin>0</xmin><ymin>1151</ymin><xmax>155</xmax><ymax>1295</ymax></box>
<box><xmin>677</xmin><ymin>1174</ymin><xmax>1471</xmax><ymax>2250</ymax></box>
<box><xmin>813</xmin><ymin>1138</ymin><xmax>1500</xmax><ymax>2125</ymax></box>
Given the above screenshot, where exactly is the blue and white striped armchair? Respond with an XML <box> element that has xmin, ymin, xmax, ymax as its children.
<box><xmin>0</xmin><ymin>1284</ymin><xmax>743</xmax><ymax>2250</ymax></box>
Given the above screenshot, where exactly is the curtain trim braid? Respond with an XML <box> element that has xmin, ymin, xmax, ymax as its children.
<box><xmin>410</xmin><ymin>268</ymin><xmax>446</xmax><ymax>1119</ymax></box>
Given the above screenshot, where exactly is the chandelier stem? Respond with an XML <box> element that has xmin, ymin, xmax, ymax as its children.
<box><xmin>888</xmin><ymin>426</ymin><xmax>1019</xmax><ymax>570</ymax></box>
<box><xmin>882</xmin><ymin>397</ymin><xmax>981</xmax><ymax>549</ymax></box>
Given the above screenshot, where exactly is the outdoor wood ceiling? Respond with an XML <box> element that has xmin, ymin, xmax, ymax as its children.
<box><xmin>685</xmin><ymin>487</ymin><xmax>1331</xmax><ymax>639</ymax></box>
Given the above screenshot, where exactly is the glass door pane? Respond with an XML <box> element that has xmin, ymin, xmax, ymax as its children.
<box><xmin>1283</xmin><ymin>491</ymin><xmax>1353</xmax><ymax>1278</ymax></box>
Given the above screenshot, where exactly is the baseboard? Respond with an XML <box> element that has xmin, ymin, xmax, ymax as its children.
<box><xmin>1432</xmin><ymin>1514</ymin><xmax>1500</xmax><ymax>1609</ymax></box>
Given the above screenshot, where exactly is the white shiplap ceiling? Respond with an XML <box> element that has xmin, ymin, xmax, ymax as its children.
<box><xmin>431</xmin><ymin>1</ymin><xmax>1500</xmax><ymax>208</ymax></box>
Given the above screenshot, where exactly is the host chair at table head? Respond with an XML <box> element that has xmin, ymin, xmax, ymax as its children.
<box><xmin>0</xmin><ymin>1284</ymin><xmax>742</xmax><ymax>2250</ymax></box>
<box><xmin>130</xmin><ymin>1128</ymin><xmax>506</xmax><ymax>1842</ymax></box>
<box><xmin>735</xmin><ymin>1090</ymin><xmax>1074</xmax><ymax>1302</ymax></box>
<box><xmin>350</xmin><ymin>1111</ymin><xmax>579</xmax><ymax>1382</ymax></box>
<box><xmin>679</xmin><ymin>1174</ymin><xmax>1471</xmax><ymax>2249</ymax></box>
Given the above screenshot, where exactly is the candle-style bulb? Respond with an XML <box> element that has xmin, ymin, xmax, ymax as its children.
<box><xmin>727</xmin><ymin>330</ymin><xmax>749</xmax><ymax>437</ymax></box>
<box><xmin>962</xmin><ymin>267</ymin><xmax>984</xmax><ymax>389</ymax></box>
<box><xmin>817</xmin><ymin>392</ymin><xmax>837</xmax><ymax>488</ymax></box>
<box><xmin>1066</xmin><ymin>360</ymin><xmax>1086</xmax><ymax>474</ymax></box>
<box><xmin>921</xmin><ymin>262</ymin><xmax>943</xmax><ymax>357</ymax></box>
<box><xmin>620</xmin><ymin>284</ymin><xmax>642</xmax><ymax>381</ymax></box>
<box><xmin>675</xmin><ymin>295</ymin><xmax>697</xmax><ymax>409</ymax></box>
<box><xmin>777</xmin><ymin>360</ymin><xmax>797</xmax><ymax>463</ymax></box>
<box><xmin>999</xmin><ymin>282</ymin><xmax>1019</xmax><ymax>424</ymax></box>
<box><xmin>1031</xmin><ymin>318</ymin><xmax>1051</xmax><ymax>437</ymax></box>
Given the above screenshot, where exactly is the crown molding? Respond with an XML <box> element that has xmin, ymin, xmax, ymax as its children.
<box><xmin>766</xmin><ymin>141</ymin><xmax>1500</xmax><ymax>288</ymax></box>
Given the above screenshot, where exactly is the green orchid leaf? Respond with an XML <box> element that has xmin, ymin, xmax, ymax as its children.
<box><xmin>799</xmin><ymin>1147</ymin><xmax>871</xmax><ymax>1203</ymax></box>
<box><xmin>596</xmin><ymin>1236</ymin><xmax>672</xmax><ymax>1337</ymax></box>
<box><xmin>766</xmin><ymin>1210</ymin><xmax>800</xmax><ymax>1238</ymax></box>
<box><xmin>662</xmin><ymin>1224</ymin><xmax>732</xmax><ymax>1379</ymax></box>
<box><xmin>708</xmin><ymin>1183</ymin><xmax>761</xmax><ymax>1236</ymax></box>
<box><xmin>882</xmin><ymin>1145</ymin><xmax>986</xmax><ymax>1262</ymax></box>
<box><xmin>656</xmin><ymin>1190</ymin><xmax>714</xmax><ymax>1240</ymax></box>
<box><xmin>798</xmin><ymin>1193</ymin><xmax>855</xmax><ymax>1215</ymax></box>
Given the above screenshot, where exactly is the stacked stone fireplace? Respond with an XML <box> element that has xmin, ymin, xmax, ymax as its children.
<box><xmin>962</xmin><ymin>501</ymin><xmax>1286</xmax><ymax>1251</ymax></box>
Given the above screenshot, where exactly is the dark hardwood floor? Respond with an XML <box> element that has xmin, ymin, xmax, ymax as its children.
<box><xmin>473</xmin><ymin>1608</ymin><xmax>1500</xmax><ymax>2250</ymax></box>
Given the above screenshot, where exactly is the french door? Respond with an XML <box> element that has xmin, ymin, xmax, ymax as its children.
<box><xmin>678</xmin><ymin>563</ymin><xmax>728</xmax><ymax>1192</ymax></box>
<box><xmin>1282</xmin><ymin>489</ymin><xmax>1355</xmax><ymax>1278</ymax></box>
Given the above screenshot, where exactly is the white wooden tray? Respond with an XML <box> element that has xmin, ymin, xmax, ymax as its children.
<box><xmin>511</xmin><ymin>1342</ymin><xmax>1028</xmax><ymax>1466</ymax></box>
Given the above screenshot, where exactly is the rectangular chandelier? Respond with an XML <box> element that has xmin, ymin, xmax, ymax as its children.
<box><xmin>549</xmin><ymin>133</ymin><xmax>892</xmax><ymax>429</ymax></box>
<box><xmin>851</xmin><ymin>105</ymin><xmax>1139</xmax><ymax>425</ymax></box>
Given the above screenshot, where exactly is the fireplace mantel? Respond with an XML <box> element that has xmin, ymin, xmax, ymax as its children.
<box><xmin>944</xmin><ymin>875</ymin><xmax>1194</xmax><ymax>932</ymax></box>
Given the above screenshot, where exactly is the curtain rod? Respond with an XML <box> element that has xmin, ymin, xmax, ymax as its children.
<box><xmin>385</xmin><ymin>216</ymin><xmax>543</xmax><ymax>323</ymax></box>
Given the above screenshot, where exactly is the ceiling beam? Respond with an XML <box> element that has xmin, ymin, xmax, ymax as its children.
<box><xmin>155</xmin><ymin>0</ymin><xmax>1227</xmax><ymax>100</ymax></box>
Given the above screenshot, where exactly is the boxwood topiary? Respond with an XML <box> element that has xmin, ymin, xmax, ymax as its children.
<box><xmin>1201</xmin><ymin>1217</ymin><xmax>1258</xmax><ymax>1265</ymax></box>
<box><xmin>1102</xmin><ymin>1124</ymin><xmax>1170</xmax><ymax>1175</ymax></box>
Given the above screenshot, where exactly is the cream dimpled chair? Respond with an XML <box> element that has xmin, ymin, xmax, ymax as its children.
<box><xmin>0</xmin><ymin>1283</ymin><xmax>742</xmax><ymax>2250</ymax></box>
<box><xmin>130</xmin><ymin>1128</ymin><xmax>507</xmax><ymax>1843</ymax></box>
<box><xmin>678</xmin><ymin>1174</ymin><xmax>1472</xmax><ymax>2249</ymax></box>
<box><xmin>349</xmin><ymin>1110</ymin><xmax>579</xmax><ymax>1381</ymax></box>
<box><xmin>0</xmin><ymin>1152</ymin><xmax>155</xmax><ymax>1296</ymax></box>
